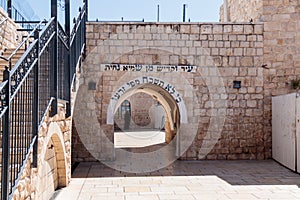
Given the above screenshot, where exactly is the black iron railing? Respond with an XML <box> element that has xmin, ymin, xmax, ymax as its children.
<box><xmin>70</xmin><ymin>3</ymin><xmax>87</xmax><ymax>82</ymax></box>
<box><xmin>0</xmin><ymin>19</ymin><xmax>47</xmax><ymax>70</ymax></box>
<box><xmin>0</xmin><ymin>2</ymin><xmax>86</xmax><ymax>199</ymax></box>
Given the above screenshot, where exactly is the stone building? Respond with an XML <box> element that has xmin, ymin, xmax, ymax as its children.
<box><xmin>73</xmin><ymin>0</ymin><xmax>300</xmax><ymax>165</ymax></box>
<box><xmin>1</xmin><ymin>0</ymin><xmax>300</xmax><ymax>198</ymax></box>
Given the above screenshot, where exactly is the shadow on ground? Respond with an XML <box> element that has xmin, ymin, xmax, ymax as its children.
<box><xmin>71</xmin><ymin>160</ymin><xmax>300</xmax><ymax>187</ymax></box>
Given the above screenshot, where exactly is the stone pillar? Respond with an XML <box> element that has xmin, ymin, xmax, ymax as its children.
<box><xmin>223</xmin><ymin>0</ymin><xmax>228</xmax><ymax>22</ymax></box>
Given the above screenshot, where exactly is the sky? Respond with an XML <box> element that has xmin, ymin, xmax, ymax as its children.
<box><xmin>23</xmin><ymin>0</ymin><xmax>223</xmax><ymax>23</ymax></box>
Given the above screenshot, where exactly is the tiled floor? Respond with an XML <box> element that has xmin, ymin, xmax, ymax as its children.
<box><xmin>53</xmin><ymin>160</ymin><xmax>300</xmax><ymax>200</ymax></box>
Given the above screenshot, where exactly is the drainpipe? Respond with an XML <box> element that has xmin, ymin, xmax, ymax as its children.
<box><xmin>224</xmin><ymin>0</ymin><xmax>228</xmax><ymax>22</ymax></box>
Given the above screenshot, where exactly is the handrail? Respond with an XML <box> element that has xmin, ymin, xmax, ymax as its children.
<box><xmin>10</xmin><ymin>40</ymin><xmax>38</xmax><ymax>100</ymax></box>
<box><xmin>10</xmin><ymin>39</ymin><xmax>37</xmax><ymax>76</ymax></box>
<box><xmin>0</xmin><ymin>17</ymin><xmax>8</xmax><ymax>26</ymax></box>
<box><xmin>38</xmin><ymin>97</ymin><xmax>55</xmax><ymax>132</ymax></box>
<box><xmin>0</xmin><ymin>17</ymin><xmax>9</xmax><ymax>62</ymax></box>
<box><xmin>0</xmin><ymin>55</ymin><xmax>9</xmax><ymax>61</ymax></box>
<box><xmin>58</xmin><ymin>22</ymin><xmax>69</xmax><ymax>49</ymax></box>
<box><xmin>6</xmin><ymin>19</ymin><xmax>47</xmax><ymax>61</ymax></box>
<box><xmin>70</xmin><ymin>3</ymin><xmax>86</xmax><ymax>44</ymax></box>
<box><xmin>39</xmin><ymin>17</ymin><xmax>55</xmax><ymax>37</ymax></box>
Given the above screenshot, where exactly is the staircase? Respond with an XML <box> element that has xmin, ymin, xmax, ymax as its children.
<box><xmin>0</xmin><ymin>46</ymin><xmax>32</xmax><ymax>196</ymax></box>
<box><xmin>0</xmin><ymin>48</ymin><xmax>25</xmax><ymax>81</ymax></box>
<box><xmin>0</xmin><ymin>0</ymin><xmax>87</xmax><ymax>198</ymax></box>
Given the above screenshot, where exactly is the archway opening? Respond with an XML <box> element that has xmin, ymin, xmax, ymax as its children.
<box><xmin>113</xmin><ymin>83</ymin><xmax>180</xmax><ymax>153</ymax></box>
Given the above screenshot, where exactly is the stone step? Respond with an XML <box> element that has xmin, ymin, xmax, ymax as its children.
<box><xmin>1</xmin><ymin>51</ymin><xmax>25</xmax><ymax>56</ymax></box>
<box><xmin>0</xmin><ymin>57</ymin><xmax>22</xmax><ymax>62</ymax></box>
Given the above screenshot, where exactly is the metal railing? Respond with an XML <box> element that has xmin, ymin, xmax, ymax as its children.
<box><xmin>0</xmin><ymin>19</ymin><xmax>47</xmax><ymax>69</ymax></box>
<box><xmin>70</xmin><ymin>4</ymin><xmax>86</xmax><ymax>90</ymax></box>
<box><xmin>0</xmin><ymin>0</ymin><xmax>33</xmax><ymax>28</ymax></box>
<box><xmin>0</xmin><ymin>16</ymin><xmax>8</xmax><ymax>26</ymax></box>
<box><xmin>0</xmin><ymin>2</ymin><xmax>86</xmax><ymax>199</ymax></box>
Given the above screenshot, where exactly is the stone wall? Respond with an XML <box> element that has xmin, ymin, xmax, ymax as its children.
<box><xmin>73</xmin><ymin>22</ymin><xmax>267</xmax><ymax>162</ymax></box>
<box><xmin>12</xmin><ymin>101</ymin><xmax>72</xmax><ymax>200</ymax></box>
<box><xmin>0</xmin><ymin>7</ymin><xmax>24</xmax><ymax>54</ymax></box>
<box><xmin>262</xmin><ymin>0</ymin><xmax>300</xmax><ymax>159</ymax></box>
<box><xmin>220</xmin><ymin>0</ymin><xmax>263</xmax><ymax>22</ymax></box>
<box><xmin>129</xmin><ymin>93</ymin><xmax>156</xmax><ymax>128</ymax></box>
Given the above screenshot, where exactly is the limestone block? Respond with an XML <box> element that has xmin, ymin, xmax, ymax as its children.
<box><xmin>234</xmin><ymin>48</ymin><xmax>243</xmax><ymax>56</ymax></box>
<box><xmin>213</xmin><ymin>25</ymin><xmax>223</xmax><ymax>34</ymax></box>
<box><xmin>247</xmin><ymin>100</ymin><xmax>257</xmax><ymax>108</ymax></box>
<box><xmin>209</xmin><ymin>41</ymin><xmax>216</xmax><ymax>48</ymax></box>
<box><xmin>201</xmin><ymin>25</ymin><xmax>213</xmax><ymax>34</ymax></box>
<box><xmin>247</xmin><ymin>35</ymin><xmax>257</xmax><ymax>41</ymax></box>
<box><xmin>191</xmin><ymin>25</ymin><xmax>200</xmax><ymax>34</ymax></box>
<box><xmin>231</xmin><ymin>41</ymin><xmax>240</xmax><ymax>48</ymax></box>
<box><xmin>200</xmin><ymin>35</ymin><xmax>208</xmax><ymax>40</ymax></box>
<box><xmin>190</xmin><ymin>34</ymin><xmax>200</xmax><ymax>41</ymax></box>
<box><xmin>244</xmin><ymin>25</ymin><xmax>254</xmax><ymax>34</ymax></box>
<box><xmin>237</xmin><ymin>35</ymin><xmax>246</xmax><ymax>41</ymax></box>
<box><xmin>240</xmin><ymin>41</ymin><xmax>250</xmax><ymax>47</ymax></box>
<box><xmin>229</xmin><ymin>35</ymin><xmax>237</xmax><ymax>41</ymax></box>
<box><xmin>214</xmin><ymin>35</ymin><xmax>223</xmax><ymax>41</ymax></box>
<box><xmin>248</xmin><ymin>68</ymin><xmax>257</xmax><ymax>76</ymax></box>
<box><xmin>254</xmin><ymin>25</ymin><xmax>263</xmax><ymax>34</ymax></box>
<box><xmin>224</xmin><ymin>25</ymin><xmax>232</xmax><ymax>33</ymax></box>
<box><xmin>233</xmin><ymin>25</ymin><xmax>244</xmax><ymax>34</ymax></box>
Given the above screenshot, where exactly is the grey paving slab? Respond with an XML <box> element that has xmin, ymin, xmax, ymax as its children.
<box><xmin>53</xmin><ymin>160</ymin><xmax>300</xmax><ymax>200</ymax></box>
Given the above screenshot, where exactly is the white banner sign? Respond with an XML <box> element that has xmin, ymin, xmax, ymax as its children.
<box><xmin>102</xmin><ymin>64</ymin><xmax>196</xmax><ymax>73</ymax></box>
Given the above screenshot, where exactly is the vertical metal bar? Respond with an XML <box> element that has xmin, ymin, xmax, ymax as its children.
<box><xmin>83</xmin><ymin>0</ymin><xmax>87</xmax><ymax>57</ymax></box>
<box><xmin>7</xmin><ymin>0</ymin><xmax>12</xmax><ymax>18</ymax></box>
<box><xmin>2</xmin><ymin>67</ymin><xmax>10</xmax><ymax>200</ymax></box>
<box><xmin>65</xmin><ymin>0</ymin><xmax>70</xmax><ymax>36</ymax></box>
<box><xmin>183</xmin><ymin>4</ymin><xmax>186</xmax><ymax>22</ymax></box>
<box><xmin>32</xmin><ymin>30</ymin><xmax>39</xmax><ymax>167</ymax></box>
<box><xmin>9</xmin><ymin>60</ymin><xmax>12</xmax><ymax>70</ymax></box>
<box><xmin>157</xmin><ymin>4</ymin><xmax>159</xmax><ymax>22</ymax></box>
<box><xmin>50</xmin><ymin>0</ymin><xmax>58</xmax><ymax>117</ymax></box>
<box><xmin>83</xmin><ymin>0</ymin><xmax>88</xmax><ymax>21</ymax></box>
<box><xmin>65</xmin><ymin>0</ymin><xmax>71</xmax><ymax>117</ymax></box>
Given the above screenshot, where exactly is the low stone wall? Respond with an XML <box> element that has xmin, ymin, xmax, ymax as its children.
<box><xmin>12</xmin><ymin>101</ymin><xmax>71</xmax><ymax>200</ymax></box>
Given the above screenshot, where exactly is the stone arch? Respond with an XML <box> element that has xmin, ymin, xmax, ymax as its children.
<box><xmin>107</xmin><ymin>76</ymin><xmax>188</xmax><ymax>128</ymax></box>
<box><xmin>39</xmin><ymin>122</ymin><xmax>68</xmax><ymax>188</ymax></box>
<box><xmin>106</xmin><ymin>76</ymin><xmax>190</xmax><ymax>149</ymax></box>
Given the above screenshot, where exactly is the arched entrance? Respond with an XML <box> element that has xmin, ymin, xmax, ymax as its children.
<box><xmin>112</xmin><ymin>83</ymin><xmax>181</xmax><ymax>154</ymax></box>
<box><xmin>107</xmin><ymin>77</ymin><xmax>187</xmax><ymax>162</ymax></box>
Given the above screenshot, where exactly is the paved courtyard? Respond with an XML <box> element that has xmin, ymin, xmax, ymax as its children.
<box><xmin>53</xmin><ymin>160</ymin><xmax>300</xmax><ymax>200</ymax></box>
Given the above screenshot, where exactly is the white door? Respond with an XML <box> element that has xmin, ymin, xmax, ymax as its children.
<box><xmin>272</xmin><ymin>93</ymin><xmax>296</xmax><ymax>171</ymax></box>
<box><xmin>296</xmin><ymin>96</ymin><xmax>300</xmax><ymax>173</ymax></box>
